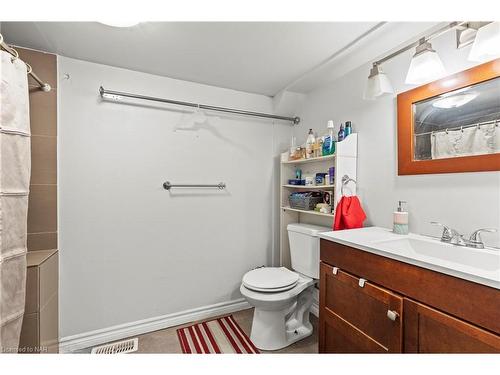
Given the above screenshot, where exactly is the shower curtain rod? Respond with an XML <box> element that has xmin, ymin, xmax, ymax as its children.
<box><xmin>0</xmin><ymin>33</ymin><xmax>51</xmax><ymax>92</ymax></box>
<box><xmin>99</xmin><ymin>86</ymin><xmax>301</xmax><ymax>125</ymax></box>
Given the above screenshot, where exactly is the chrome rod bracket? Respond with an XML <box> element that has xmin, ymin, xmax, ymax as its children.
<box><xmin>0</xmin><ymin>32</ymin><xmax>51</xmax><ymax>91</ymax></box>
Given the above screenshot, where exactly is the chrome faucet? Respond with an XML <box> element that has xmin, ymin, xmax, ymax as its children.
<box><xmin>430</xmin><ymin>222</ymin><xmax>497</xmax><ymax>249</ymax></box>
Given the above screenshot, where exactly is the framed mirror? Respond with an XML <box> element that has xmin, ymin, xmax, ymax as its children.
<box><xmin>397</xmin><ymin>59</ymin><xmax>500</xmax><ymax>175</ymax></box>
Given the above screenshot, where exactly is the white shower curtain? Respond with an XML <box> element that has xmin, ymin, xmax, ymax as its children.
<box><xmin>0</xmin><ymin>51</ymin><xmax>30</xmax><ymax>353</ymax></box>
<box><xmin>431</xmin><ymin>123</ymin><xmax>499</xmax><ymax>159</ymax></box>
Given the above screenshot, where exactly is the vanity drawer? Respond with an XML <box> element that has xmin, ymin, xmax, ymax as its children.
<box><xmin>319</xmin><ymin>262</ymin><xmax>403</xmax><ymax>353</ymax></box>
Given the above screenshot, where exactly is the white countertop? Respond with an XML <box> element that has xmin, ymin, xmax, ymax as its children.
<box><xmin>319</xmin><ymin>227</ymin><xmax>500</xmax><ymax>290</ymax></box>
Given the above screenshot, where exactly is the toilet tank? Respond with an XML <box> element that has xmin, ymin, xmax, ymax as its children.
<box><xmin>287</xmin><ymin>223</ymin><xmax>330</xmax><ymax>279</ymax></box>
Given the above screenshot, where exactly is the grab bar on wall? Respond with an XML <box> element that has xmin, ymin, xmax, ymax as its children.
<box><xmin>341</xmin><ymin>175</ymin><xmax>357</xmax><ymax>196</ymax></box>
<box><xmin>163</xmin><ymin>181</ymin><xmax>226</xmax><ymax>190</ymax></box>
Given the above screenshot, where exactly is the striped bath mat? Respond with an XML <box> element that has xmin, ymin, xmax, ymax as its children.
<box><xmin>176</xmin><ymin>315</ymin><xmax>259</xmax><ymax>354</ymax></box>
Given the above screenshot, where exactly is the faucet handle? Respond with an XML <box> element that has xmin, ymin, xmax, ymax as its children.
<box><xmin>430</xmin><ymin>221</ymin><xmax>460</xmax><ymax>242</ymax></box>
<box><xmin>469</xmin><ymin>228</ymin><xmax>497</xmax><ymax>244</ymax></box>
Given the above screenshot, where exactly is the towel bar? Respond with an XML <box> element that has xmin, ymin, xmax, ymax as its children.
<box><xmin>163</xmin><ymin>181</ymin><xmax>226</xmax><ymax>190</ymax></box>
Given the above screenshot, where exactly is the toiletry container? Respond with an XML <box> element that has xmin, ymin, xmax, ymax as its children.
<box><xmin>289</xmin><ymin>136</ymin><xmax>297</xmax><ymax>155</ymax></box>
<box><xmin>305</xmin><ymin>129</ymin><xmax>316</xmax><ymax>159</ymax></box>
<box><xmin>345</xmin><ymin>121</ymin><xmax>352</xmax><ymax>137</ymax></box>
<box><xmin>322</xmin><ymin>120</ymin><xmax>336</xmax><ymax>156</ymax></box>
<box><xmin>328</xmin><ymin>167</ymin><xmax>335</xmax><ymax>185</ymax></box>
<box><xmin>315</xmin><ymin>173</ymin><xmax>327</xmax><ymax>185</ymax></box>
<box><xmin>338</xmin><ymin>123</ymin><xmax>345</xmax><ymax>142</ymax></box>
<box><xmin>317</xmin><ymin>137</ymin><xmax>324</xmax><ymax>157</ymax></box>
<box><xmin>393</xmin><ymin>201</ymin><xmax>409</xmax><ymax>235</ymax></box>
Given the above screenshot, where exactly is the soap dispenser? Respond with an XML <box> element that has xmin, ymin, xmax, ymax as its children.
<box><xmin>393</xmin><ymin>201</ymin><xmax>409</xmax><ymax>235</ymax></box>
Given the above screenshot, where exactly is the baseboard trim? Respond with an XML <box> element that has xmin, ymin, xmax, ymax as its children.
<box><xmin>59</xmin><ymin>299</ymin><xmax>251</xmax><ymax>353</ymax></box>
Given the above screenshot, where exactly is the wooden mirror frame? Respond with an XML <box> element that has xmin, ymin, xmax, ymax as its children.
<box><xmin>397</xmin><ymin>58</ymin><xmax>500</xmax><ymax>175</ymax></box>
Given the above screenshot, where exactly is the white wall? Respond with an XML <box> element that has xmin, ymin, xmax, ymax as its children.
<box><xmin>58</xmin><ymin>57</ymin><xmax>291</xmax><ymax>338</ymax></box>
<box><xmin>292</xmin><ymin>31</ymin><xmax>500</xmax><ymax>248</ymax></box>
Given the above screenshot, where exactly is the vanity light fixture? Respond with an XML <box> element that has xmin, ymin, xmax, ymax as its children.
<box><xmin>405</xmin><ymin>38</ymin><xmax>446</xmax><ymax>85</ymax></box>
<box><xmin>362</xmin><ymin>22</ymin><xmax>465</xmax><ymax>100</ymax></box>
<box><xmin>363</xmin><ymin>63</ymin><xmax>394</xmax><ymax>100</ymax></box>
<box><xmin>468</xmin><ymin>22</ymin><xmax>500</xmax><ymax>62</ymax></box>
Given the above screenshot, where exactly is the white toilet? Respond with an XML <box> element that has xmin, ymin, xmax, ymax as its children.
<box><xmin>240</xmin><ymin>223</ymin><xmax>330</xmax><ymax>350</ymax></box>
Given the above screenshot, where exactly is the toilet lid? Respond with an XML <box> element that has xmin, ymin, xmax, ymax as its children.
<box><xmin>242</xmin><ymin>267</ymin><xmax>299</xmax><ymax>292</ymax></box>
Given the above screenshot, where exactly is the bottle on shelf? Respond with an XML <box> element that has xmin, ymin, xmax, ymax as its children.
<box><xmin>338</xmin><ymin>123</ymin><xmax>345</xmax><ymax>142</ymax></box>
<box><xmin>322</xmin><ymin>120</ymin><xmax>336</xmax><ymax>156</ymax></box>
<box><xmin>316</xmin><ymin>136</ymin><xmax>324</xmax><ymax>157</ymax></box>
<box><xmin>305</xmin><ymin>129</ymin><xmax>316</xmax><ymax>159</ymax></box>
<box><xmin>345</xmin><ymin>121</ymin><xmax>352</xmax><ymax>137</ymax></box>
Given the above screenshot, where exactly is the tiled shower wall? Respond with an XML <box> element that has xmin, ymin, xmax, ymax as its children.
<box><xmin>16</xmin><ymin>47</ymin><xmax>58</xmax><ymax>251</ymax></box>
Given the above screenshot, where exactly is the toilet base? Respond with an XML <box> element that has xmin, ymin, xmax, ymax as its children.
<box><xmin>249</xmin><ymin>285</ymin><xmax>314</xmax><ymax>351</ymax></box>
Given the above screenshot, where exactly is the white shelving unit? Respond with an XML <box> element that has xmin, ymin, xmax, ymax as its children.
<box><xmin>279</xmin><ymin>134</ymin><xmax>358</xmax><ymax>267</ymax></box>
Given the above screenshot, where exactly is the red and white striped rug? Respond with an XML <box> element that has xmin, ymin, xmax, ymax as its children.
<box><xmin>176</xmin><ymin>315</ymin><xmax>260</xmax><ymax>354</ymax></box>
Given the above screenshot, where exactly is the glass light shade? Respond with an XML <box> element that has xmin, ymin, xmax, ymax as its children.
<box><xmin>405</xmin><ymin>49</ymin><xmax>446</xmax><ymax>85</ymax></box>
<box><xmin>363</xmin><ymin>67</ymin><xmax>394</xmax><ymax>100</ymax></box>
<box><xmin>468</xmin><ymin>22</ymin><xmax>500</xmax><ymax>62</ymax></box>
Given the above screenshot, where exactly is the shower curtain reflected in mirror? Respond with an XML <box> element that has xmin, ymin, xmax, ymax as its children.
<box><xmin>0</xmin><ymin>50</ymin><xmax>30</xmax><ymax>353</ymax></box>
<box><xmin>431</xmin><ymin>122</ymin><xmax>500</xmax><ymax>159</ymax></box>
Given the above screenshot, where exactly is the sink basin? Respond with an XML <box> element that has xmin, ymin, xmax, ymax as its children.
<box><xmin>373</xmin><ymin>237</ymin><xmax>500</xmax><ymax>272</ymax></box>
<box><xmin>319</xmin><ymin>227</ymin><xmax>500</xmax><ymax>289</ymax></box>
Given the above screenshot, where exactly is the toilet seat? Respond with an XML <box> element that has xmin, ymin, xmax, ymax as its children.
<box><xmin>242</xmin><ymin>267</ymin><xmax>299</xmax><ymax>292</ymax></box>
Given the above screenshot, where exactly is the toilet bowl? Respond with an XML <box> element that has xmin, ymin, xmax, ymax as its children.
<box><xmin>240</xmin><ymin>268</ymin><xmax>315</xmax><ymax>350</ymax></box>
<box><xmin>240</xmin><ymin>223</ymin><xmax>330</xmax><ymax>351</ymax></box>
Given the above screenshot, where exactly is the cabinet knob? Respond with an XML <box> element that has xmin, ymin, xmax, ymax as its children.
<box><xmin>387</xmin><ymin>310</ymin><xmax>399</xmax><ymax>321</ymax></box>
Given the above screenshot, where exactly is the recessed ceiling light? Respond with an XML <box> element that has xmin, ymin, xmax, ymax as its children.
<box><xmin>99</xmin><ymin>21</ymin><xmax>140</xmax><ymax>28</ymax></box>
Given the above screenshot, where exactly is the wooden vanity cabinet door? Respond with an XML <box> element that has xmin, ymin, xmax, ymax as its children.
<box><xmin>404</xmin><ymin>299</ymin><xmax>500</xmax><ymax>353</ymax></box>
<box><xmin>319</xmin><ymin>262</ymin><xmax>403</xmax><ymax>353</ymax></box>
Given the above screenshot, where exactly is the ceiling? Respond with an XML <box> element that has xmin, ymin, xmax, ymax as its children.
<box><xmin>1</xmin><ymin>22</ymin><xmax>380</xmax><ymax>96</ymax></box>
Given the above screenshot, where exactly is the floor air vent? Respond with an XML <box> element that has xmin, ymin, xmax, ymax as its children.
<box><xmin>91</xmin><ymin>338</ymin><xmax>138</xmax><ymax>354</ymax></box>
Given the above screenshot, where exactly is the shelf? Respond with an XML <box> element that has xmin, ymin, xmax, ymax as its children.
<box><xmin>281</xmin><ymin>206</ymin><xmax>334</xmax><ymax>218</ymax></box>
<box><xmin>282</xmin><ymin>184</ymin><xmax>334</xmax><ymax>189</ymax></box>
<box><xmin>281</xmin><ymin>154</ymin><xmax>335</xmax><ymax>165</ymax></box>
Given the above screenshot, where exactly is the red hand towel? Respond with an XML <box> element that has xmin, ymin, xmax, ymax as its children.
<box><xmin>333</xmin><ymin>196</ymin><xmax>367</xmax><ymax>230</ymax></box>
